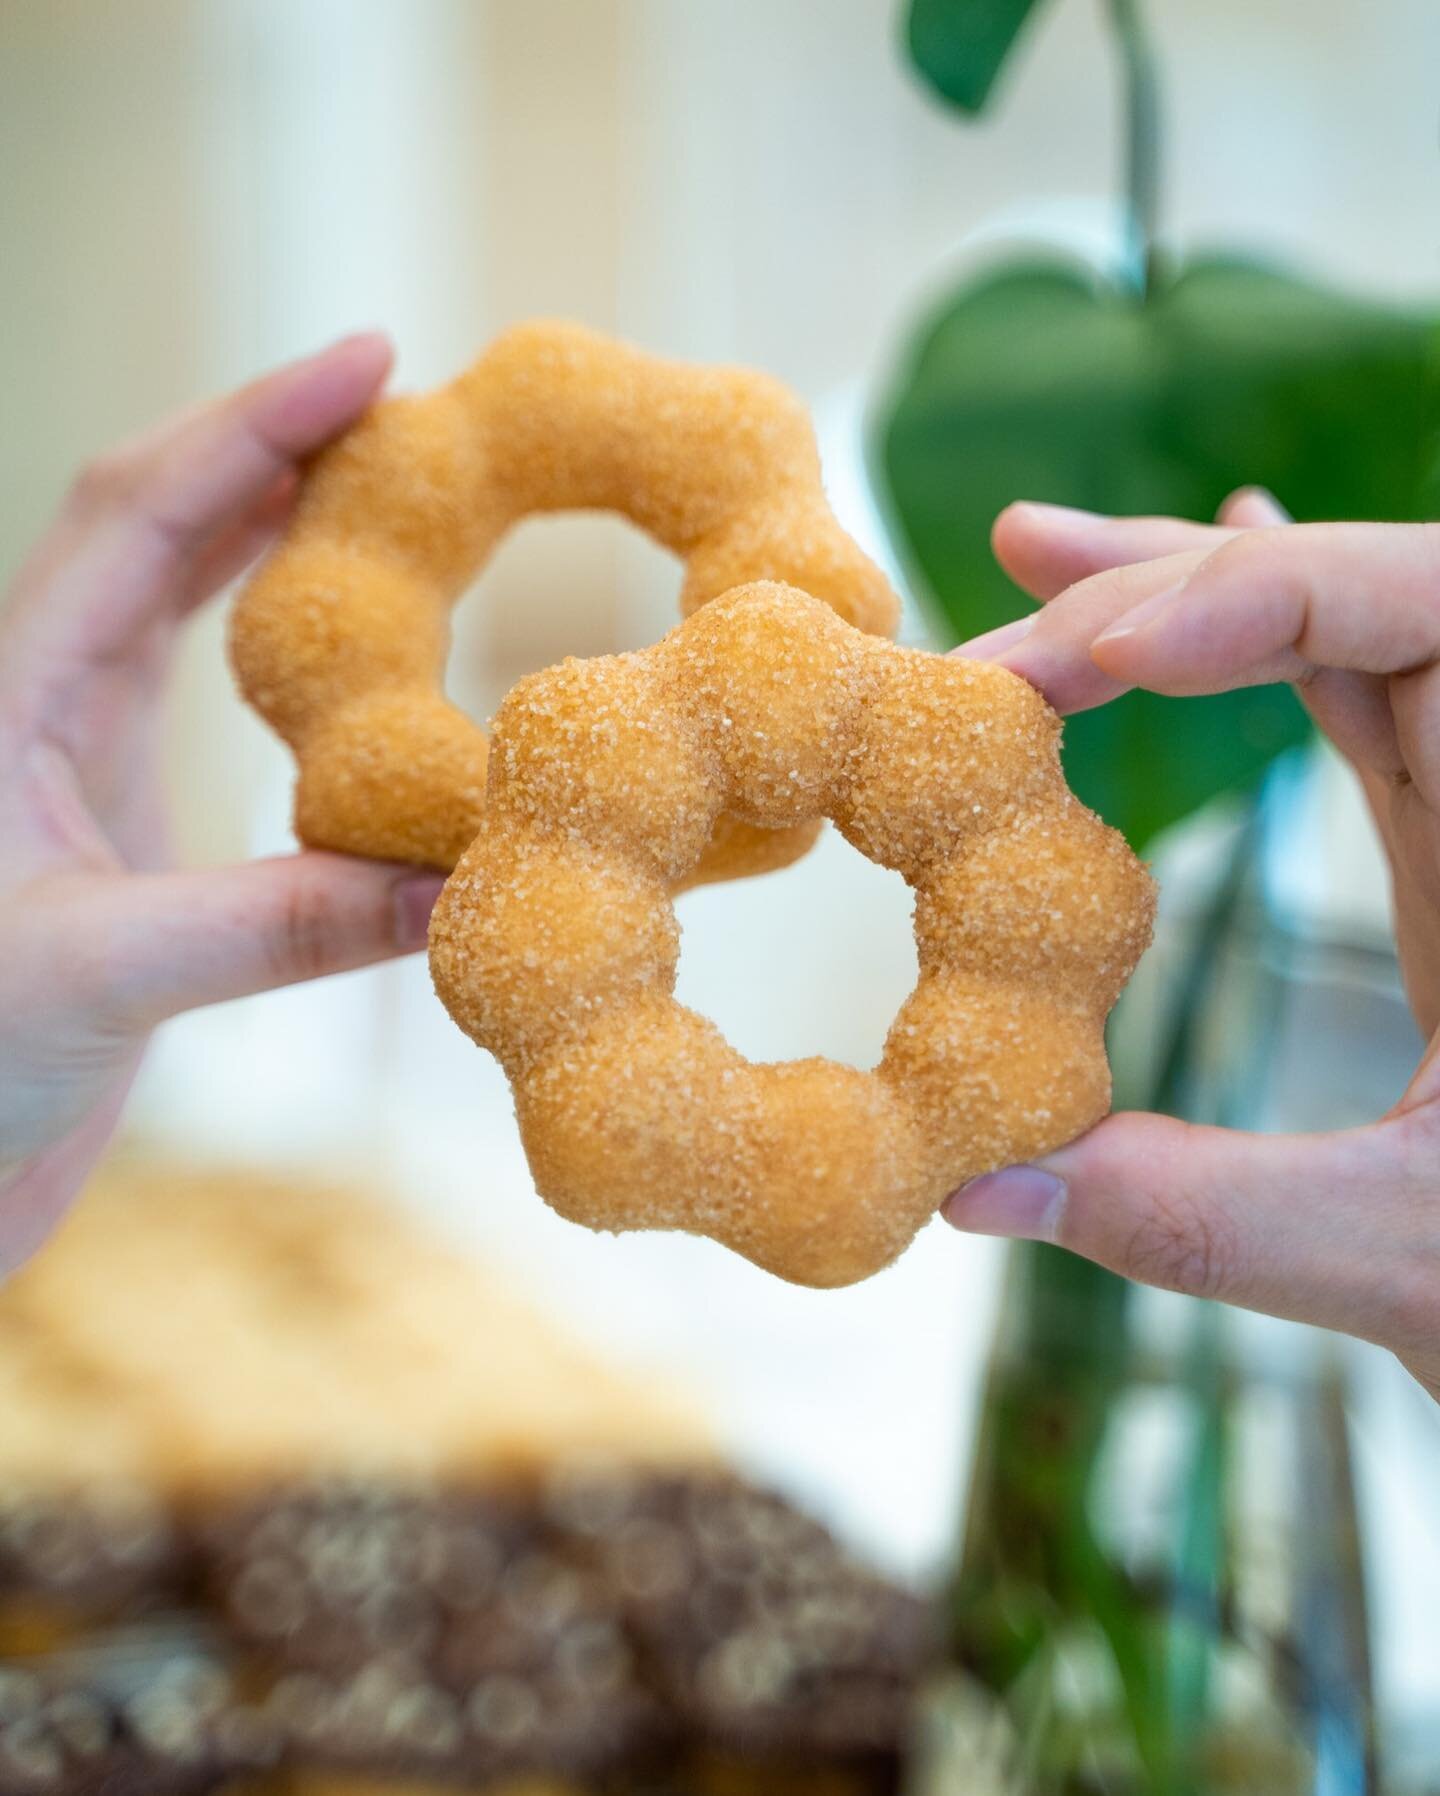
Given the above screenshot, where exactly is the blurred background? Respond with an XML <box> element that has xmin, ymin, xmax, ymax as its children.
<box><xmin>3</xmin><ymin>1</ymin><xmax>1440</xmax><ymax>1790</ymax></box>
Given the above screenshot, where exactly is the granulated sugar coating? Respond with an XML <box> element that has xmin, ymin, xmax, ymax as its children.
<box><xmin>228</xmin><ymin>321</ymin><xmax>898</xmax><ymax>881</ymax></box>
<box><xmin>430</xmin><ymin>584</ymin><xmax>1156</xmax><ymax>1288</ymax></box>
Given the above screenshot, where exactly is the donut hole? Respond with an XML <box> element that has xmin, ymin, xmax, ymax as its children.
<box><xmin>448</xmin><ymin>512</ymin><xmax>685</xmax><ymax>721</ymax></box>
<box><xmin>671</xmin><ymin>828</ymin><xmax>917</xmax><ymax>1070</ymax></box>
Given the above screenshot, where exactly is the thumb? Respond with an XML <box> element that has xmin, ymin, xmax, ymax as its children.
<box><xmin>942</xmin><ymin>1109</ymin><xmax>1436</xmax><ymax>1352</ymax></box>
<box><xmin>92</xmin><ymin>854</ymin><xmax>447</xmax><ymax>1026</ymax></box>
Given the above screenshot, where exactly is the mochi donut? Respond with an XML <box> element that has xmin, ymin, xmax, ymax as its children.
<box><xmin>429</xmin><ymin>583</ymin><xmax>1156</xmax><ymax>1288</ymax></box>
<box><xmin>229</xmin><ymin>322</ymin><xmax>898</xmax><ymax>887</ymax></box>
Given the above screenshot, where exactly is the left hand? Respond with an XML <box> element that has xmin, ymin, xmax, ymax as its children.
<box><xmin>0</xmin><ymin>337</ymin><xmax>446</xmax><ymax>1273</ymax></box>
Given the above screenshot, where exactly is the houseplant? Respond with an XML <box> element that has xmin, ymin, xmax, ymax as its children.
<box><xmin>873</xmin><ymin>1</ymin><xmax>1438</xmax><ymax>1785</ymax></box>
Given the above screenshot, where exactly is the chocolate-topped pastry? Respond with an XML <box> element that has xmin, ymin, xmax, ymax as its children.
<box><xmin>540</xmin><ymin>1466</ymin><xmax>929</xmax><ymax>1772</ymax></box>
<box><xmin>430</xmin><ymin>1546</ymin><xmax>669</xmax><ymax>1782</ymax></box>
<box><xmin>0</xmin><ymin>1486</ymin><xmax>186</xmax><ymax>1643</ymax></box>
<box><xmin>252</xmin><ymin>1558</ymin><xmax>670</xmax><ymax>1786</ymax></box>
<box><xmin>202</xmin><ymin>1477</ymin><xmax>670</xmax><ymax>1786</ymax></box>
<box><xmin>200</xmin><ymin>1477</ymin><xmax>536</xmax><ymax>1673</ymax></box>
<box><xmin>0</xmin><ymin>1655</ymin><xmax>278</xmax><ymax>1796</ymax></box>
<box><xmin>194</xmin><ymin>1469</ymin><xmax>927</xmax><ymax>1794</ymax></box>
<box><xmin>261</xmin><ymin>1633</ymin><xmax>666</xmax><ymax>1790</ymax></box>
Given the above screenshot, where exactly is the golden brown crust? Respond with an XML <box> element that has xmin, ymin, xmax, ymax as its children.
<box><xmin>429</xmin><ymin>584</ymin><xmax>1157</xmax><ymax>1288</ymax></box>
<box><xmin>229</xmin><ymin>322</ymin><xmax>898</xmax><ymax>880</ymax></box>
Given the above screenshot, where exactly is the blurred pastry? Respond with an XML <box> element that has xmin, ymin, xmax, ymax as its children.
<box><xmin>0</xmin><ymin>1484</ymin><xmax>186</xmax><ymax>1657</ymax></box>
<box><xmin>194</xmin><ymin>1469</ymin><xmax>927</xmax><ymax>1796</ymax></box>
<box><xmin>0</xmin><ymin>1163</ymin><xmax>925</xmax><ymax>1793</ymax></box>
<box><xmin>0</xmin><ymin>1652</ymin><xmax>278</xmax><ymax>1795</ymax></box>
<box><xmin>539</xmin><ymin>1465</ymin><xmax>926</xmax><ymax>1784</ymax></box>
<box><xmin>0</xmin><ymin>1158</ymin><xmax>708</xmax><ymax>1501</ymax></box>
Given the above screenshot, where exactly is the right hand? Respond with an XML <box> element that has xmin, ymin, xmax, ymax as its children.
<box><xmin>981</xmin><ymin>490</ymin><xmax>1440</xmax><ymax>1031</ymax></box>
<box><xmin>941</xmin><ymin>491</ymin><xmax>1440</xmax><ymax>1398</ymax></box>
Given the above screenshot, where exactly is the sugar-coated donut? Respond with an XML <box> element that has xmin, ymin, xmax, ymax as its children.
<box><xmin>229</xmin><ymin>322</ymin><xmax>898</xmax><ymax>886</ymax></box>
<box><xmin>429</xmin><ymin>583</ymin><xmax>1156</xmax><ymax>1288</ymax></box>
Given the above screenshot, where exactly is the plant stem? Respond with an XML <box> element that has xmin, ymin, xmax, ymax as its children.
<box><xmin>1106</xmin><ymin>0</ymin><xmax>1162</xmax><ymax>298</ymax></box>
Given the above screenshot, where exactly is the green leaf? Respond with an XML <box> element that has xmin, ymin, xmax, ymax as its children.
<box><xmin>905</xmin><ymin>0</ymin><xmax>1049</xmax><ymax>115</ymax></box>
<box><xmin>873</xmin><ymin>256</ymin><xmax>1440</xmax><ymax>848</ymax></box>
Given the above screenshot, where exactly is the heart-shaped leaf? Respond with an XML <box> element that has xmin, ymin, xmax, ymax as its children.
<box><xmin>905</xmin><ymin>0</ymin><xmax>1049</xmax><ymax>115</ymax></box>
<box><xmin>873</xmin><ymin>256</ymin><xmax>1439</xmax><ymax>847</ymax></box>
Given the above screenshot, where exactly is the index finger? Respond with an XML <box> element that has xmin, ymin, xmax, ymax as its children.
<box><xmin>976</xmin><ymin>521</ymin><xmax>1440</xmax><ymax>716</ymax></box>
<box><xmin>1089</xmin><ymin>521</ymin><xmax>1440</xmax><ymax>691</ymax></box>
<box><xmin>963</xmin><ymin>546</ymin><xmax>1210</xmax><ymax>714</ymax></box>
<box><xmin>3</xmin><ymin>333</ymin><xmax>392</xmax><ymax>674</ymax></box>
<box><xmin>989</xmin><ymin>488</ymin><xmax>1281</xmax><ymax>601</ymax></box>
<box><xmin>991</xmin><ymin>500</ymin><xmax>1238</xmax><ymax>600</ymax></box>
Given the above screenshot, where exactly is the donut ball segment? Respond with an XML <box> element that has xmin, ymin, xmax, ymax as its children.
<box><xmin>429</xmin><ymin>583</ymin><xmax>1157</xmax><ymax>1289</ymax></box>
<box><xmin>228</xmin><ymin>320</ymin><xmax>899</xmax><ymax>882</ymax></box>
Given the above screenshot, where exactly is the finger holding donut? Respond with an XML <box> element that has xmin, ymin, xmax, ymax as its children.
<box><xmin>943</xmin><ymin>495</ymin><xmax>1440</xmax><ymax>1395</ymax></box>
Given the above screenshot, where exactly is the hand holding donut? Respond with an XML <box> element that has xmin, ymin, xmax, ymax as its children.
<box><xmin>945</xmin><ymin>491</ymin><xmax>1440</xmax><ymax>1399</ymax></box>
<box><xmin>0</xmin><ymin>322</ymin><xmax>1159</xmax><ymax>1298</ymax></box>
<box><xmin>0</xmin><ymin>337</ymin><xmax>446</xmax><ymax>1273</ymax></box>
<box><xmin>236</xmin><ymin>326</ymin><xmax>1154</xmax><ymax>1286</ymax></box>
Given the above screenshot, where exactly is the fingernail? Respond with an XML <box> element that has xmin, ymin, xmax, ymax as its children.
<box><xmin>953</xmin><ymin>614</ymin><xmax>1035</xmax><ymax>660</ymax></box>
<box><xmin>333</xmin><ymin>329</ymin><xmax>392</xmax><ymax>354</ymax></box>
<box><xmin>1229</xmin><ymin>485</ymin><xmax>1291</xmax><ymax>525</ymax></box>
<box><xmin>1092</xmin><ymin>580</ymin><xmax>1186</xmax><ymax>647</ymax></box>
<box><xmin>393</xmin><ymin>873</ymin><xmax>447</xmax><ymax>949</ymax></box>
<box><xmin>942</xmin><ymin>1166</ymin><xmax>1066</xmax><ymax>1240</ymax></box>
<box><xmin>290</xmin><ymin>330</ymin><xmax>389</xmax><ymax>370</ymax></box>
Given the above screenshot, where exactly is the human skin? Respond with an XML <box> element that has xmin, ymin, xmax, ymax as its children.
<box><xmin>0</xmin><ymin>336</ymin><xmax>444</xmax><ymax>1274</ymax></box>
<box><xmin>944</xmin><ymin>489</ymin><xmax>1440</xmax><ymax>1402</ymax></box>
